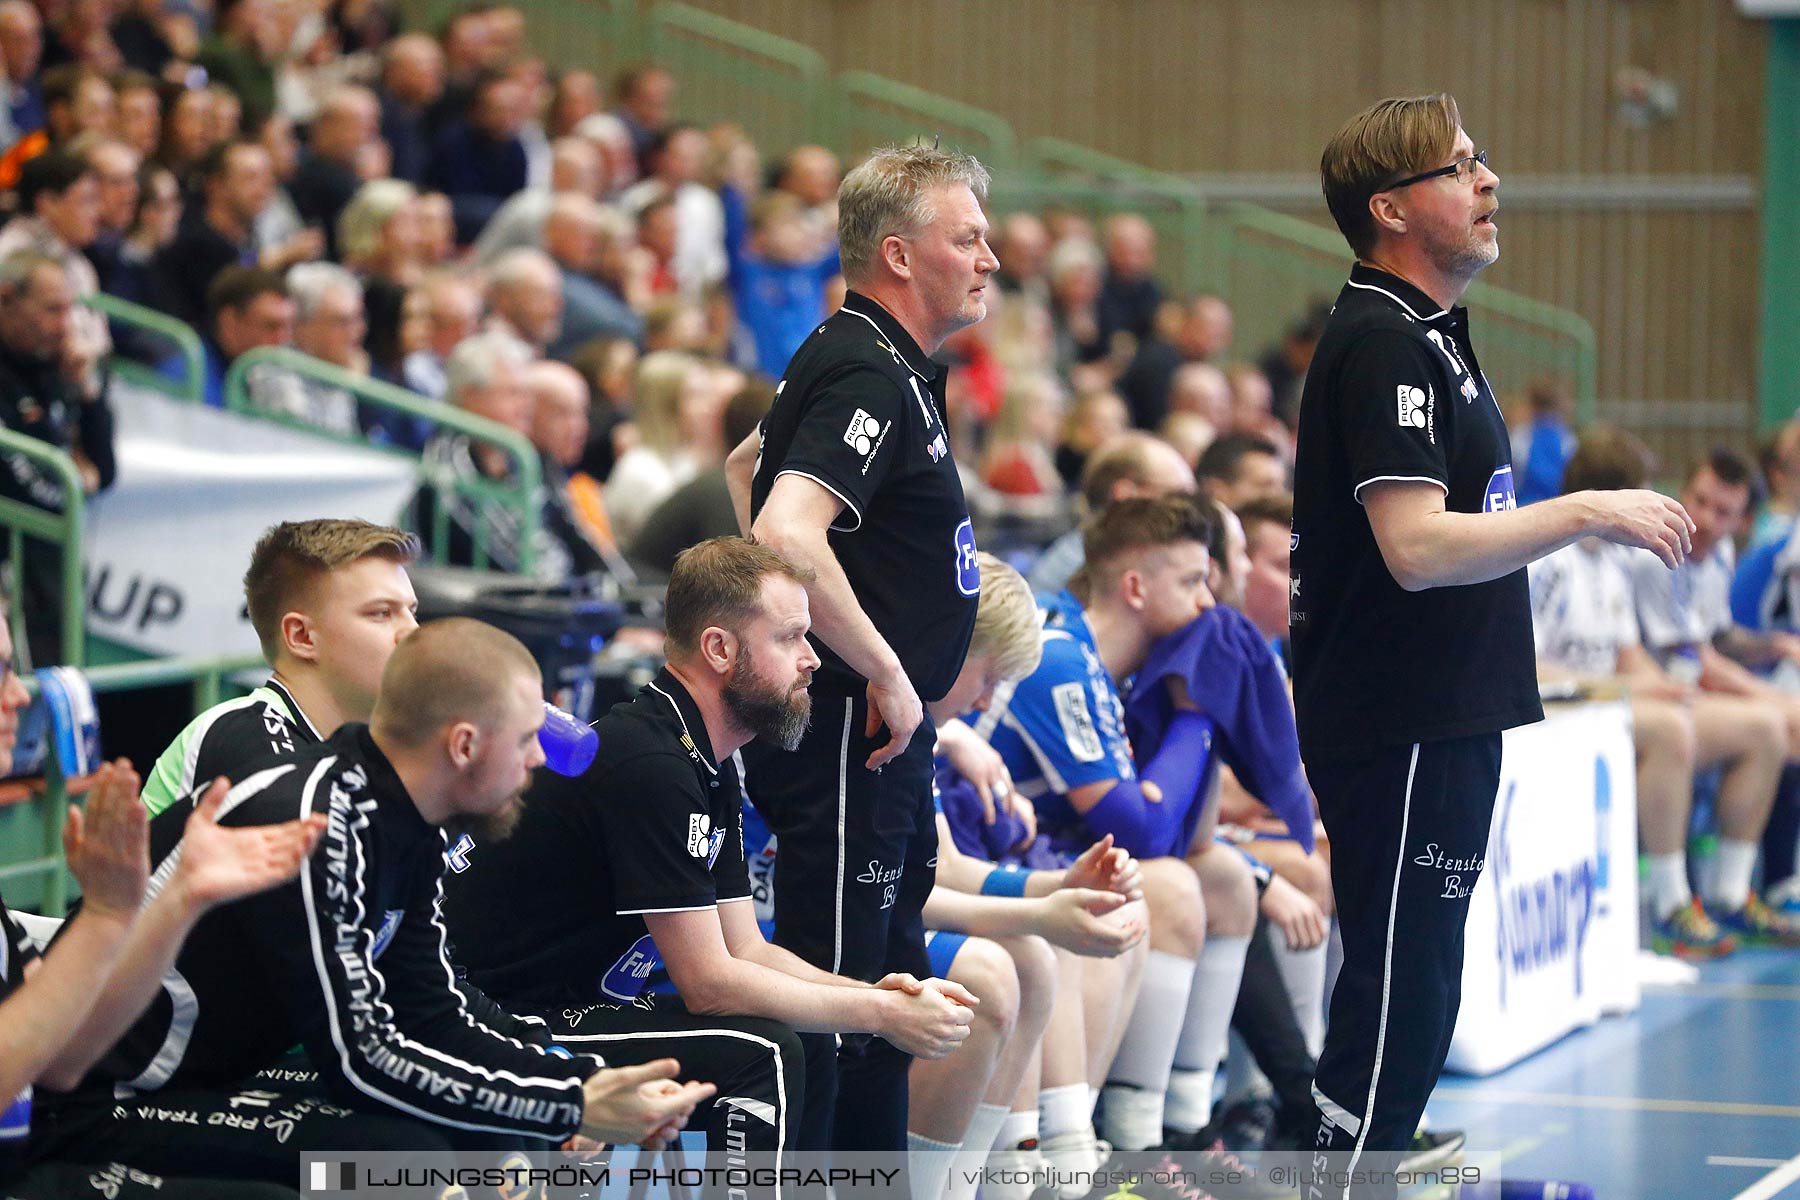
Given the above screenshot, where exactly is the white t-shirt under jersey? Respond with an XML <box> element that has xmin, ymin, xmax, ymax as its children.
<box><xmin>1528</xmin><ymin>540</ymin><xmax>1641</xmax><ymax>676</ymax></box>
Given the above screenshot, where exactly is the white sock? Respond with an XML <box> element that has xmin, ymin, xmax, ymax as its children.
<box><xmin>1099</xmin><ymin>949</ymin><xmax>1195</xmax><ymax>1149</ymax></box>
<box><xmin>1710</xmin><ymin>838</ymin><xmax>1760</xmax><ymax>912</ymax></box>
<box><xmin>1162</xmin><ymin>935</ymin><xmax>1250</xmax><ymax>1136</ymax></box>
<box><xmin>907</xmin><ymin>1131</ymin><xmax>959</xmax><ymax>1200</ymax></box>
<box><xmin>1039</xmin><ymin>1083</ymin><xmax>1092</xmax><ymax>1140</ymax></box>
<box><xmin>943</xmin><ymin>1103</ymin><xmax>1010</xmax><ymax>1200</ymax></box>
<box><xmin>1272</xmin><ymin>936</ymin><xmax>1328</xmax><ymax>1057</ymax></box>
<box><xmin>1647</xmin><ymin>851</ymin><xmax>1694</xmax><ymax>921</ymax></box>
<box><xmin>1039</xmin><ymin>1124</ymin><xmax>1104</xmax><ymax>1199</ymax></box>
<box><xmin>998</xmin><ymin>1107</ymin><xmax>1039</xmax><ymax>1150</ymax></box>
<box><xmin>1164</xmin><ymin>1068</ymin><xmax>1216</xmax><ymax>1135</ymax></box>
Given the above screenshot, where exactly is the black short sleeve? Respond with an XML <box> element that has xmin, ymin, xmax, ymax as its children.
<box><xmin>1337</xmin><ymin>330</ymin><xmax>1452</xmax><ymax>503</ymax></box>
<box><xmin>603</xmin><ymin>753</ymin><xmax>731</xmax><ymax>915</ymax></box>
<box><xmin>770</xmin><ymin>362</ymin><xmax>908</xmax><ymax>531</ymax></box>
<box><xmin>711</xmin><ymin>782</ymin><xmax>751</xmax><ymax>904</ymax></box>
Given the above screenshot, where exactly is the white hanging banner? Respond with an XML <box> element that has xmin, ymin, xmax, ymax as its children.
<box><xmin>82</xmin><ymin>384</ymin><xmax>418</xmax><ymax>658</ymax></box>
<box><xmin>1446</xmin><ymin>700</ymin><xmax>1641</xmax><ymax>1075</ymax></box>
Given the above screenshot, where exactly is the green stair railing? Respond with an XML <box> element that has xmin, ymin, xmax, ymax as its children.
<box><xmin>649</xmin><ymin>3</ymin><xmax>831</xmax><ymax>157</ymax></box>
<box><xmin>0</xmin><ymin>431</ymin><xmax>85</xmax><ymax>668</ymax></box>
<box><xmin>223</xmin><ymin>347</ymin><xmax>544</xmax><ymax>574</ymax></box>
<box><xmin>85</xmin><ymin>292</ymin><xmax>207</xmax><ymax>407</ymax></box>
<box><xmin>832</xmin><ymin>71</ymin><xmax>1017</xmax><ymax>170</ymax></box>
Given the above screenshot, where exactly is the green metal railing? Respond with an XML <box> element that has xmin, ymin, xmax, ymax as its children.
<box><xmin>649</xmin><ymin>3</ymin><xmax>831</xmax><ymax>157</ymax></box>
<box><xmin>1</xmin><ymin>655</ymin><xmax>265</xmax><ymax>914</ymax></box>
<box><xmin>832</xmin><ymin>71</ymin><xmax>1017</xmax><ymax>171</ymax></box>
<box><xmin>222</xmin><ymin>346</ymin><xmax>545</xmax><ymax>574</ymax></box>
<box><xmin>0</xmin><ymin>431</ymin><xmax>85</xmax><ymax>668</ymax></box>
<box><xmin>1212</xmin><ymin>203</ymin><xmax>1599</xmax><ymax>421</ymax></box>
<box><xmin>85</xmin><ymin>292</ymin><xmax>207</xmax><ymax>407</ymax></box>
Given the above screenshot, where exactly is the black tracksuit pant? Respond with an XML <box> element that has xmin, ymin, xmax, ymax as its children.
<box><xmin>1305</xmin><ymin>733</ymin><xmax>1501</xmax><ymax>1200</ymax></box>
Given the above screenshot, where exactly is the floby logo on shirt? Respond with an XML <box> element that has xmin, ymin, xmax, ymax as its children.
<box><xmin>600</xmin><ymin>934</ymin><xmax>661</xmax><ymax>1001</ymax></box>
<box><xmin>1484</xmin><ymin>464</ymin><xmax>1517</xmax><ymax>513</ymax></box>
<box><xmin>686</xmin><ymin>812</ymin><xmax>724</xmax><ymax>865</ymax></box>
<box><xmin>954</xmin><ymin>519</ymin><xmax>980</xmax><ymax>597</ymax></box>
<box><xmin>843</xmin><ymin>409</ymin><xmax>884</xmax><ymax>456</ymax></box>
<box><xmin>1397</xmin><ymin>385</ymin><xmax>1428</xmax><ymax>429</ymax></box>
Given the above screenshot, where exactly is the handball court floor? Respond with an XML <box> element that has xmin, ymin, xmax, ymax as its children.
<box><xmin>1426</xmin><ymin>946</ymin><xmax>1800</xmax><ymax>1199</ymax></box>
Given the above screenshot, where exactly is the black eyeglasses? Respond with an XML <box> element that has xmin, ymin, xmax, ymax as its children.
<box><xmin>1385</xmin><ymin>150</ymin><xmax>1489</xmax><ymax>191</ymax></box>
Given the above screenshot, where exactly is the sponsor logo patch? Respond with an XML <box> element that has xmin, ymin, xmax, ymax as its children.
<box><xmin>599</xmin><ymin>933</ymin><xmax>661</xmax><ymax>1001</ymax></box>
<box><xmin>843</xmin><ymin>409</ymin><xmax>884</xmax><ymax>456</ymax></box>
<box><xmin>1397</xmin><ymin>385</ymin><xmax>1428</xmax><ymax>429</ymax></box>
<box><xmin>1053</xmin><ymin>681</ymin><xmax>1104</xmax><ymax>763</ymax></box>
<box><xmin>1484</xmin><ymin>464</ymin><xmax>1518</xmax><ymax>513</ymax></box>
<box><xmin>954</xmin><ymin>519</ymin><xmax>980</xmax><ymax>596</ymax></box>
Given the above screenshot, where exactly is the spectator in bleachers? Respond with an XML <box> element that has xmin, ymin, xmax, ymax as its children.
<box><xmin>1227</xmin><ymin>363</ymin><xmax>1276</xmax><ymax>435</ymax></box>
<box><xmin>40</xmin><ymin>62</ymin><xmax>113</xmax><ymax>145</ymax></box>
<box><xmin>728</xmin><ymin>188</ymin><xmax>838</xmax><ymax>378</ymax></box>
<box><xmin>427</xmin><ymin>68</ymin><xmax>530</xmax><ymax>245</ymax></box>
<box><xmin>1159</xmin><ymin>411</ymin><xmax>1215</xmax><ymax>475</ymax></box>
<box><xmin>1258</xmin><ymin>302</ymin><xmax>1328</xmax><ymax>430</ymax></box>
<box><xmin>75</xmin><ymin>134</ymin><xmax>139</xmax><ymax>286</ymax></box>
<box><xmin>413</xmin><ymin>187</ymin><xmax>456</xmax><ymax>265</ymax></box>
<box><xmin>152</xmin><ymin>80</ymin><xmax>215</xmax><ymax>185</ymax></box>
<box><xmin>1627</xmin><ymin>447</ymin><xmax>1800</xmax><ymax>946</ymax></box>
<box><xmin>0</xmin><ymin>0</ymin><xmax>43</xmax><ymax>134</ymax></box>
<box><xmin>1197</xmin><ymin>431</ymin><xmax>1286</xmax><ymax>512</ymax></box>
<box><xmin>400</xmin><ymin>270</ymin><xmax>482</xmax><ymax>404</ymax></box>
<box><xmin>603</xmin><ymin>348</ymin><xmax>715</xmax><ymax>546</ymax></box>
<box><xmin>109</xmin><ymin>0</ymin><xmax>179</xmax><ymax>78</ymax></box>
<box><xmin>993</xmin><ymin>210</ymin><xmax>1050</xmax><ymax>305</ymax></box>
<box><xmin>486</xmin><ymin>244</ymin><xmax>564</xmax><ymax>356</ymax></box>
<box><xmin>151</xmin><ymin>139</ymin><xmax>269</xmax><ymax>324</ymax></box>
<box><xmin>0</xmin><ymin>249</ymin><xmax>115</xmax><ymax>665</ymax></box>
<box><xmin>376</xmin><ymin>32</ymin><xmax>443</xmax><ymax>185</ymax></box>
<box><xmin>506</xmin><ymin>55</ymin><xmax>555</xmax><ymax>188</ymax></box>
<box><xmin>470</xmin><ymin>135</ymin><xmax>600</xmax><ymax>265</ymax></box>
<box><xmin>1053</xmin><ymin>386</ymin><xmax>1129</xmax><ymax>491</ymax></box>
<box><xmin>635</xmin><ymin>189</ymin><xmax>679</xmax><ymax>296</ymax></box>
<box><xmin>981</xmin><ymin>371</ymin><xmax>1065</xmax><ymax>499</ymax></box>
<box><xmin>610</xmin><ymin>62</ymin><xmax>673</xmax><ymax>170</ymax></box>
<box><xmin>621</xmin><ymin>123</ymin><xmax>726</xmax><ymax>299</ymax></box>
<box><xmin>414</xmin><ymin>327</ymin><xmax>559</xmax><ymax>576</ymax></box>
<box><xmin>545</xmin><ymin>192</ymin><xmax>644</xmax><ymax>356</ymax></box>
<box><xmin>626</xmin><ymin>375</ymin><xmax>764</xmax><ymax>577</ymax></box>
<box><xmin>1753</xmin><ymin>421</ymin><xmax>1800</xmax><ymax>549</ymax></box>
<box><xmin>105</xmin><ymin>158</ymin><xmax>176</xmax><ymax>306</ymax></box>
<box><xmin>245</xmin><ymin>260</ymin><xmax>363</xmax><ymax>435</ymax></box>
<box><xmin>337</xmin><ymin>177</ymin><xmax>422</xmax><ymax>374</ymax></box>
<box><xmin>1097</xmin><ymin>212</ymin><xmax>1163</xmax><ymax>348</ymax></box>
<box><xmin>574</xmin><ymin>108</ymin><xmax>637</xmax><ymax>196</ymax></box>
<box><xmin>0</xmin><ymin>149</ymin><xmax>111</xmax><ymax>389</ymax></box>
<box><xmin>428</xmin><ymin>6</ymin><xmax>497</xmax><ymax>135</ymax></box>
<box><xmin>206</xmin><ymin>83</ymin><xmax>240</xmax><ymax>145</ymax></box>
<box><xmin>771</xmin><ymin>141</ymin><xmax>840</xmax><ymax>248</ymax></box>
<box><xmin>195</xmin><ymin>0</ymin><xmax>281</xmax><ymax>126</ymax></box>
<box><xmin>1047</xmin><ymin>235</ymin><xmax>1106</xmax><ymax>371</ymax></box>
<box><xmin>568</xmin><ymin>331</ymin><xmax>637</xmax><ymax>480</ymax></box>
<box><xmin>546</xmin><ymin>66</ymin><xmax>601</xmax><ymax>138</ymax></box>
<box><xmin>1167</xmin><ymin>360</ymin><xmax>1233</xmax><ymax>433</ymax></box>
<box><xmin>1030</xmin><ymin>430</ymin><xmax>1196</xmax><ymax>593</ymax></box>
<box><xmin>43</xmin><ymin>0</ymin><xmax>124</xmax><ymax>73</ymax></box>
<box><xmin>248</xmin><ymin>110</ymin><xmax>307</xmax><ymax>248</ymax></box>
<box><xmin>525</xmin><ymin>357</ymin><xmax>615</xmax><ymax>575</ymax></box>
<box><xmin>291</xmin><ymin>85</ymin><xmax>381</xmax><ymax>256</ymax></box>
<box><xmin>199</xmin><ymin>264</ymin><xmax>292</xmax><ymax>408</ymax></box>
<box><xmin>111</xmin><ymin>67</ymin><xmax>159</xmax><ymax>157</ymax></box>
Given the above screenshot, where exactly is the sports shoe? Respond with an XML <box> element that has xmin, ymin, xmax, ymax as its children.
<box><xmin>1650</xmin><ymin>898</ymin><xmax>1738</xmax><ymax>959</ymax></box>
<box><xmin>1711</xmin><ymin>893</ymin><xmax>1800</xmax><ymax>948</ymax></box>
<box><xmin>1041</xmin><ymin>1128</ymin><xmax>1112</xmax><ymax>1200</ymax></box>
<box><xmin>1151</xmin><ymin>1139</ymin><xmax>1296</xmax><ymax>1199</ymax></box>
<box><xmin>982</xmin><ymin>1144</ymin><xmax>1061</xmax><ymax>1200</ymax></box>
<box><xmin>1765</xmin><ymin>875</ymin><xmax>1800</xmax><ymax>916</ymax></box>
<box><xmin>1398</xmin><ymin>1126</ymin><xmax>1466</xmax><ymax>1174</ymax></box>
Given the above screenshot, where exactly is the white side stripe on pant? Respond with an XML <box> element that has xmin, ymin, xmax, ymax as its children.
<box><xmin>1340</xmin><ymin>742</ymin><xmax>1420</xmax><ymax>1200</ymax></box>
<box><xmin>833</xmin><ymin>699</ymin><xmax>852</xmax><ymax>976</ymax></box>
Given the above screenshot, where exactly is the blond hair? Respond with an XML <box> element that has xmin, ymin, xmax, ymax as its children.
<box><xmin>631</xmin><ymin>349</ymin><xmax>701</xmax><ymax>456</ymax></box>
<box><xmin>1321</xmin><ymin>94</ymin><xmax>1461</xmax><ymax>258</ymax></box>
<box><xmin>244</xmin><ymin>519</ymin><xmax>419</xmax><ymax>660</ymax></box>
<box><xmin>969</xmin><ymin>552</ymin><xmax>1041</xmax><ymax>683</ymax></box>
<box><xmin>837</xmin><ymin>144</ymin><xmax>990</xmax><ymax>286</ymax></box>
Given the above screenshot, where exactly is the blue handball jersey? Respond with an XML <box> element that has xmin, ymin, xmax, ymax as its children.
<box><xmin>971</xmin><ymin>591</ymin><xmax>1136</xmax><ymax>841</ymax></box>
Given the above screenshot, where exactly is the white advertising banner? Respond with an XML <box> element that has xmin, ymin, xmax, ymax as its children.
<box><xmin>82</xmin><ymin>384</ymin><xmax>419</xmax><ymax>658</ymax></box>
<box><xmin>1445</xmin><ymin>700</ymin><xmax>1641</xmax><ymax>1075</ymax></box>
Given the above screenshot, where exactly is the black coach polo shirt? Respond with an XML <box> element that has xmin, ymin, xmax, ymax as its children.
<box><xmin>442</xmin><ymin>669</ymin><xmax>752</xmax><ymax>1009</ymax></box>
<box><xmin>1289</xmin><ymin>264</ymin><xmax>1542</xmax><ymax>760</ymax></box>
<box><xmin>749</xmin><ymin>290</ymin><xmax>979</xmax><ymax>703</ymax></box>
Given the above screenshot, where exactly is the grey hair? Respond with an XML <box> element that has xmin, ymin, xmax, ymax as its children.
<box><xmin>286</xmin><ymin>262</ymin><xmax>362</xmax><ymax>322</ymax></box>
<box><xmin>0</xmin><ymin>250</ymin><xmax>60</xmax><ymax>294</ymax></box>
<box><xmin>488</xmin><ymin>246</ymin><xmax>560</xmax><ymax>294</ymax></box>
<box><xmin>337</xmin><ymin>178</ymin><xmax>416</xmax><ymax>265</ymax></box>
<box><xmin>836</xmin><ymin>144</ymin><xmax>990</xmax><ymax>286</ymax></box>
<box><xmin>444</xmin><ymin>328</ymin><xmax>532</xmax><ymax>405</ymax></box>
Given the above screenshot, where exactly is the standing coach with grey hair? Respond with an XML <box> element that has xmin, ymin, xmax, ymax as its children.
<box><xmin>1291</xmin><ymin>95</ymin><xmax>1694</xmax><ymax>1198</ymax></box>
<box><xmin>725</xmin><ymin>144</ymin><xmax>998</xmax><ymax>1151</ymax></box>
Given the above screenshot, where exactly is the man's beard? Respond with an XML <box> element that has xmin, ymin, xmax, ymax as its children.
<box><xmin>445</xmin><ymin>793</ymin><xmax>526</xmax><ymax>845</ymax></box>
<box><xmin>724</xmin><ymin>647</ymin><xmax>811</xmax><ymax>751</ymax></box>
<box><xmin>1423</xmin><ymin>221</ymin><xmax>1498</xmax><ymax>281</ymax></box>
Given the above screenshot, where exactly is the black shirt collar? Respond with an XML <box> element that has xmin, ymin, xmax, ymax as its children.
<box><xmin>348</xmin><ymin>723</ymin><xmax>435</xmax><ymax>837</ymax></box>
<box><xmin>644</xmin><ymin>667</ymin><xmax>720</xmax><ymax>777</ymax></box>
<box><xmin>1346</xmin><ymin>263</ymin><xmax>1464</xmax><ymax>327</ymax></box>
<box><xmin>265</xmin><ymin>677</ymin><xmax>324</xmax><ymax>743</ymax></box>
<box><xmin>838</xmin><ymin>290</ymin><xmax>939</xmax><ymax>384</ymax></box>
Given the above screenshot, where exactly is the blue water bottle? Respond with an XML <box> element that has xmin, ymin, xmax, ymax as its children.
<box><xmin>539</xmin><ymin>702</ymin><xmax>599</xmax><ymax>776</ymax></box>
<box><xmin>1461</xmin><ymin>1181</ymin><xmax>1596</xmax><ymax>1199</ymax></box>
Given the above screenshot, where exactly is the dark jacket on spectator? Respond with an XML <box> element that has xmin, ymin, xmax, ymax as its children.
<box><xmin>151</xmin><ymin>214</ymin><xmax>256</xmax><ymax>327</ymax></box>
<box><xmin>290</xmin><ymin>152</ymin><xmax>361</xmax><ymax>258</ymax></box>
<box><xmin>378</xmin><ymin>92</ymin><xmax>432</xmax><ymax>185</ymax></box>
<box><xmin>1098</xmin><ymin>271</ymin><xmax>1162</xmax><ymax>347</ymax></box>
<box><xmin>425</xmin><ymin>122</ymin><xmax>527</xmax><ymax>246</ymax></box>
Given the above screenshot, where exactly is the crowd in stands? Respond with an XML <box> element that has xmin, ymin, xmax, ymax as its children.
<box><xmin>5</xmin><ymin>3</ymin><xmax>1800</xmax><ymax>1198</ymax></box>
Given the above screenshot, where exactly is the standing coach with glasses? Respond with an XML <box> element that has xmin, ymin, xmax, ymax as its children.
<box><xmin>1290</xmin><ymin>94</ymin><xmax>1695</xmax><ymax>1199</ymax></box>
<box><xmin>724</xmin><ymin>144</ymin><xmax>997</xmax><ymax>1152</ymax></box>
